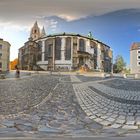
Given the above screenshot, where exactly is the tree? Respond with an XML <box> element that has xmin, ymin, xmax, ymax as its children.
<box><xmin>113</xmin><ymin>55</ymin><xmax>126</xmax><ymax>73</ymax></box>
<box><xmin>10</xmin><ymin>58</ymin><xmax>18</xmax><ymax>70</ymax></box>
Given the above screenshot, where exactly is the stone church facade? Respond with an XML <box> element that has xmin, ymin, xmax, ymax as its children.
<box><xmin>18</xmin><ymin>22</ymin><xmax>113</xmax><ymax>72</ymax></box>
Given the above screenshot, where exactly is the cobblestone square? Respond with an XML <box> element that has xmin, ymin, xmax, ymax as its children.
<box><xmin>1</xmin><ymin>73</ymin><xmax>140</xmax><ymax>138</ymax></box>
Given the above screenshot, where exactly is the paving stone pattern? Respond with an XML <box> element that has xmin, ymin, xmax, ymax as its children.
<box><xmin>5</xmin><ymin>71</ymin><xmax>31</xmax><ymax>78</ymax></box>
<box><xmin>0</xmin><ymin>75</ymin><xmax>103</xmax><ymax>136</ymax></box>
<box><xmin>1</xmin><ymin>74</ymin><xmax>140</xmax><ymax>137</ymax></box>
<box><xmin>0</xmin><ymin>75</ymin><xmax>59</xmax><ymax>115</ymax></box>
<box><xmin>76</xmin><ymin>75</ymin><xmax>104</xmax><ymax>82</ymax></box>
<box><xmin>100</xmin><ymin>78</ymin><xmax>140</xmax><ymax>91</ymax></box>
<box><xmin>73</xmin><ymin>77</ymin><xmax>140</xmax><ymax>130</ymax></box>
<box><xmin>70</xmin><ymin>75</ymin><xmax>82</xmax><ymax>83</ymax></box>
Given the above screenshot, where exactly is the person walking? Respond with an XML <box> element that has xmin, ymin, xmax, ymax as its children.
<box><xmin>15</xmin><ymin>65</ymin><xmax>20</xmax><ymax>78</ymax></box>
<box><xmin>16</xmin><ymin>68</ymin><xmax>20</xmax><ymax>78</ymax></box>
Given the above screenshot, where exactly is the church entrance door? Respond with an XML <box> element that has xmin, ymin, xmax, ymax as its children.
<box><xmin>79</xmin><ymin>57</ymin><xmax>84</xmax><ymax>67</ymax></box>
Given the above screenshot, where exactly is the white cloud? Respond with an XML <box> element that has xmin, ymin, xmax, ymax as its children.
<box><xmin>0</xmin><ymin>0</ymin><xmax>140</xmax><ymax>26</ymax></box>
<box><xmin>58</xmin><ymin>15</ymin><xmax>80</xmax><ymax>21</ymax></box>
<box><xmin>0</xmin><ymin>22</ymin><xmax>30</xmax><ymax>32</ymax></box>
<box><xmin>45</xmin><ymin>19</ymin><xmax>58</xmax><ymax>31</ymax></box>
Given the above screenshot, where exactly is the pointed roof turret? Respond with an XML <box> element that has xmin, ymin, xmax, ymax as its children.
<box><xmin>34</xmin><ymin>21</ymin><xmax>38</xmax><ymax>27</ymax></box>
<box><xmin>41</xmin><ymin>26</ymin><xmax>46</xmax><ymax>37</ymax></box>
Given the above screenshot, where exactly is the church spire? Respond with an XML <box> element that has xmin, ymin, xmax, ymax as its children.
<box><xmin>41</xmin><ymin>26</ymin><xmax>46</xmax><ymax>37</ymax></box>
<box><xmin>34</xmin><ymin>21</ymin><xmax>38</xmax><ymax>27</ymax></box>
<box><xmin>30</xmin><ymin>21</ymin><xmax>41</xmax><ymax>40</ymax></box>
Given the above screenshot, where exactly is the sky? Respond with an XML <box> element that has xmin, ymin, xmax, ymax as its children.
<box><xmin>1</xmin><ymin>0</ymin><xmax>140</xmax><ymax>66</ymax></box>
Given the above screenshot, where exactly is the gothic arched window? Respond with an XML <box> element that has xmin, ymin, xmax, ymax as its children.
<box><xmin>55</xmin><ymin>37</ymin><xmax>61</xmax><ymax>60</ymax></box>
<box><xmin>37</xmin><ymin>41</ymin><xmax>42</xmax><ymax>61</ymax></box>
<box><xmin>65</xmin><ymin>37</ymin><xmax>71</xmax><ymax>60</ymax></box>
<box><xmin>79</xmin><ymin>39</ymin><xmax>85</xmax><ymax>52</ymax></box>
<box><xmin>45</xmin><ymin>39</ymin><xmax>53</xmax><ymax>61</ymax></box>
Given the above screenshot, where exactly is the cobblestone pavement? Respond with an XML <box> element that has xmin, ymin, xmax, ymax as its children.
<box><xmin>1</xmin><ymin>74</ymin><xmax>140</xmax><ymax>138</ymax></box>
<box><xmin>100</xmin><ymin>78</ymin><xmax>140</xmax><ymax>91</ymax></box>
<box><xmin>76</xmin><ymin>75</ymin><xmax>105</xmax><ymax>82</ymax></box>
<box><xmin>0</xmin><ymin>74</ymin><xmax>103</xmax><ymax>137</ymax></box>
<box><xmin>73</xmin><ymin>76</ymin><xmax>140</xmax><ymax>130</ymax></box>
<box><xmin>0</xmin><ymin>75</ymin><xmax>59</xmax><ymax>115</ymax></box>
<box><xmin>4</xmin><ymin>71</ymin><xmax>32</xmax><ymax>78</ymax></box>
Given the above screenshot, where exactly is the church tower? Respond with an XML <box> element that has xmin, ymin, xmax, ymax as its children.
<box><xmin>30</xmin><ymin>21</ymin><xmax>41</xmax><ymax>40</ymax></box>
<box><xmin>40</xmin><ymin>26</ymin><xmax>46</xmax><ymax>37</ymax></box>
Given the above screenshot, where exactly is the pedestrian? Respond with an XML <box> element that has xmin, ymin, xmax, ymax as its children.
<box><xmin>16</xmin><ymin>68</ymin><xmax>20</xmax><ymax>78</ymax></box>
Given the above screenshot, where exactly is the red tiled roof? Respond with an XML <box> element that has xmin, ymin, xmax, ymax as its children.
<box><xmin>131</xmin><ymin>42</ymin><xmax>140</xmax><ymax>50</ymax></box>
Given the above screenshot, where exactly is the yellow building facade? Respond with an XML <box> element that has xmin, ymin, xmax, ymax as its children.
<box><xmin>0</xmin><ymin>39</ymin><xmax>11</xmax><ymax>72</ymax></box>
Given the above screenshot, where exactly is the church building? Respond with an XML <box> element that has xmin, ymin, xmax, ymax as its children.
<box><xmin>18</xmin><ymin>21</ymin><xmax>113</xmax><ymax>72</ymax></box>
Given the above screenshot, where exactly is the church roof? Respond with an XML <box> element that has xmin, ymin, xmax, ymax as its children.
<box><xmin>130</xmin><ymin>42</ymin><xmax>140</xmax><ymax>51</ymax></box>
<box><xmin>37</xmin><ymin>32</ymin><xmax>110</xmax><ymax>49</ymax></box>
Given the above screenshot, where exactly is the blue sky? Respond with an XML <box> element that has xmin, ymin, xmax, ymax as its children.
<box><xmin>44</xmin><ymin>9</ymin><xmax>140</xmax><ymax>66</ymax></box>
<box><xmin>0</xmin><ymin>0</ymin><xmax>140</xmax><ymax>66</ymax></box>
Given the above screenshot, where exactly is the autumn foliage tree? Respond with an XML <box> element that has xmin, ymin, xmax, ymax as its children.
<box><xmin>10</xmin><ymin>58</ymin><xmax>18</xmax><ymax>70</ymax></box>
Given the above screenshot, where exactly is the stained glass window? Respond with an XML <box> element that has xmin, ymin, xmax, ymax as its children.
<box><xmin>65</xmin><ymin>37</ymin><xmax>71</xmax><ymax>60</ymax></box>
<box><xmin>79</xmin><ymin>39</ymin><xmax>85</xmax><ymax>52</ymax></box>
<box><xmin>55</xmin><ymin>37</ymin><xmax>61</xmax><ymax>60</ymax></box>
